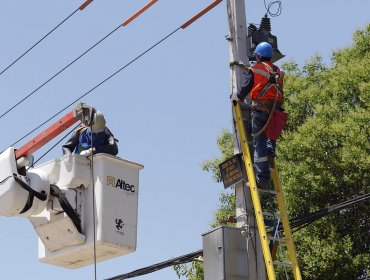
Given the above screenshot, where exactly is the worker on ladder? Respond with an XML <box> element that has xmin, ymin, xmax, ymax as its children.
<box><xmin>232</xmin><ymin>42</ymin><xmax>285</xmax><ymax>190</ymax></box>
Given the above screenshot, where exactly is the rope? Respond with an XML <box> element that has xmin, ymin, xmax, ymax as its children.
<box><xmin>89</xmin><ymin>124</ymin><xmax>98</xmax><ymax>280</ymax></box>
<box><xmin>251</xmin><ymin>89</ymin><xmax>279</xmax><ymax>138</ymax></box>
<box><xmin>251</xmin><ymin>63</ymin><xmax>282</xmax><ymax>138</ymax></box>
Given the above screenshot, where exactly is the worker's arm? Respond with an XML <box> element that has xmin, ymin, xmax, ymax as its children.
<box><xmin>94</xmin><ymin>128</ymin><xmax>118</xmax><ymax>156</ymax></box>
<box><xmin>62</xmin><ymin>130</ymin><xmax>80</xmax><ymax>155</ymax></box>
<box><xmin>237</xmin><ymin>70</ymin><xmax>254</xmax><ymax>100</ymax></box>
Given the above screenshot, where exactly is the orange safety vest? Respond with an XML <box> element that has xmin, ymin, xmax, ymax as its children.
<box><xmin>249</xmin><ymin>62</ymin><xmax>284</xmax><ymax>102</ymax></box>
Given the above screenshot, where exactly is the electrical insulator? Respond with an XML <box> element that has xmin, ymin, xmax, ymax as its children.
<box><xmin>247</xmin><ymin>15</ymin><xmax>284</xmax><ymax>63</ymax></box>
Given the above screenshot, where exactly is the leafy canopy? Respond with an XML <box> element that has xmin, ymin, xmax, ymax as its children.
<box><xmin>175</xmin><ymin>24</ymin><xmax>370</xmax><ymax>280</ymax></box>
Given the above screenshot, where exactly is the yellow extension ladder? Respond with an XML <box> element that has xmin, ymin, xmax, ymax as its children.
<box><xmin>232</xmin><ymin>100</ymin><xmax>302</xmax><ymax>280</ymax></box>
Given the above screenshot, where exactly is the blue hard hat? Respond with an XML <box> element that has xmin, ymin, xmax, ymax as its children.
<box><xmin>254</xmin><ymin>42</ymin><xmax>273</xmax><ymax>59</ymax></box>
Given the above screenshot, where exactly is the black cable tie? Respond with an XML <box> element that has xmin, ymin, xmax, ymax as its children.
<box><xmin>13</xmin><ymin>173</ymin><xmax>47</xmax><ymax>201</ymax></box>
<box><xmin>50</xmin><ymin>184</ymin><xmax>82</xmax><ymax>233</ymax></box>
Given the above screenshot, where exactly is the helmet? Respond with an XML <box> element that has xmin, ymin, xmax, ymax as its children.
<box><xmin>254</xmin><ymin>42</ymin><xmax>273</xmax><ymax>59</ymax></box>
<box><xmin>91</xmin><ymin>111</ymin><xmax>106</xmax><ymax>133</ymax></box>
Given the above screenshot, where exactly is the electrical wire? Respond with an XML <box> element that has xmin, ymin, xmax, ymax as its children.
<box><xmin>8</xmin><ymin>27</ymin><xmax>181</xmax><ymax>149</ymax></box>
<box><xmin>0</xmin><ymin>0</ymin><xmax>158</xmax><ymax>121</ymax></box>
<box><xmin>264</xmin><ymin>0</ymin><xmax>282</xmax><ymax>17</ymax></box>
<box><xmin>106</xmin><ymin>194</ymin><xmax>369</xmax><ymax>279</ymax></box>
<box><xmin>275</xmin><ymin>193</ymin><xmax>370</xmax><ymax>233</ymax></box>
<box><xmin>8</xmin><ymin>0</ymin><xmax>222</xmax><ymax>150</ymax></box>
<box><xmin>105</xmin><ymin>250</ymin><xmax>203</xmax><ymax>280</ymax></box>
<box><xmin>0</xmin><ymin>25</ymin><xmax>121</xmax><ymax>120</ymax></box>
<box><xmin>0</xmin><ymin>0</ymin><xmax>94</xmax><ymax>77</ymax></box>
<box><xmin>29</xmin><ymin>124</ymin><xmax>80</xmax><ymax>167</ymax></box>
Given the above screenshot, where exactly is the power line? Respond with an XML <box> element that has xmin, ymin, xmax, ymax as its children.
<box><xmin>0</xmin><ymin>25</ymin><xmax>120</xmax><ymax>120</ymax></box>
<box><xmin>105</xmin><ymin>193</ymin><xmax>370</xmax><ymax>279</ymax></box>
<box><xmin>0</xmin><ymin>0</ymin><xmax>158</xmax><ymax>121</ymax></box>
<box><xmin>9</xmin><ymin>0</ymin><xmax>223</xmax><ymax>151</ymax></box>
<box><xmin>105</xmin><ymin>250</ymin><xmax>203</xmax><ymax>280</ymax></box>
<box><xmin>8</xmin><ymin>26</ymin><xmax>179</xmax><ymax>149</ymax></box>
<box><xmin>29</xmin><ymin>124</ymin><xmax>79</xmax><ymax>167</ymax></box>
<box><xmin>0</xmin><ymin>0</ymin><xmax>94</xmax><ymax>77</ymax></box>
<box><xmin>288</xmin><ymin>192</ymin><xmax>370</xmax><ymax>233</ymax></box>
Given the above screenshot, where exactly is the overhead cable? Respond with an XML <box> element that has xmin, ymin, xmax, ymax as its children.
<box><xmin>0</xmin><ymin>0</ymin><xmax>158</xmax><ymax>121</ymax></box>
<box><xmin>106</xmin><ymin>193</ymin><xmax>369</xmax><ymax>279</ymax></box>
<box><xmin>105</xmin><ymin>250</ymin><xmax>203</xmax><ymax>280</ymax></box>
<box><xmin>289</xmin><ymin>192</ymin><xmax>370</xmax><ymax>233</ymax></box>
<box><xmin>9</xmin><ymin>0</ymin><xmax>223</xmax><ymax>150</ymax></box>
<box><xmin>267</xmin><ymin>193</ymin><xmax>370</xmax><ymax>234</ymax></box>
<box><xmin>29</xmin><ymin>123</ymin><xmax>80</xmax><ymax>167</ymax></box>
<box><xmin>0</xmin><ymin>0</ymin><xmax>94</xmax><ymax>77</ymax></box>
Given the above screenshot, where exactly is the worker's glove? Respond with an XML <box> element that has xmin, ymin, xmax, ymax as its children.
<box><xmin>230</xmin><ymin>61</ymin><xmax>247</xmax><ymax>68</ymax></box>
<box><xmin>230</xmin><ymin>94</ymin><xmax>240</xmax><ymax>102</ymax></box>
<box><xmin>80</xmin><ymin>148</ymin><xmax>94</xmax><ymax>156</ymax></box>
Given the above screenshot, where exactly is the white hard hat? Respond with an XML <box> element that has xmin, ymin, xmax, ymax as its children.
<box><xmin>91</xmin><ymin>111</ymin><xmax>106</xmax><ymax>133</ymax></box>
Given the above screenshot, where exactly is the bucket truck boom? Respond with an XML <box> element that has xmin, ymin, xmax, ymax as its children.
<box><xmin>0</xmin><ymin>103</ymin><xmax>144</xmax><ymax>269</ymax></box>
<box><xmin>0</xmin><ymin>103</ymin><xmax>94</xmax><ymax>218</ymax></box>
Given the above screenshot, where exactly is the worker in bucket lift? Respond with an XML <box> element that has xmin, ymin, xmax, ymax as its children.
<box><xmin>62</xmin><ymin>110</ymin><xmax>118</xmax><ymax>156</ymax></box>
<box><xmin>231</xmin><ymin>42</ymin><xmax>286</xmax><ymax>190</ymax></box>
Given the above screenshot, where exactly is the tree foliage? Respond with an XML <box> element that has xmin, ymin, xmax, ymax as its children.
<box><xmin>175</xmin><ymin>24</ymin><xmax>369</xmax><ymax>279</ymax></box>
<box><xmin>201</xmin><ymin>129</ymin><xmax>235</xmax><ymax>183</ymax></box>
<box><xmin>278</xmin><ymin>23</ymin><xmax>370</xmax><ymax>279</ymax></box>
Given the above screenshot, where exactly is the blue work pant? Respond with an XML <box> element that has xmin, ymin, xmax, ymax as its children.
<box><xmin>252</xmin><ymin>110</ymin><xmax>276</xmax><ymax>188</ymax></box>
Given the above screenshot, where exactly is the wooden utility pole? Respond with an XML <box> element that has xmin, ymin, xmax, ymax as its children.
<box><xmin>226</xmin><ymin>0</ymin><xmax>266</xmax><ymax>278</ymax></box>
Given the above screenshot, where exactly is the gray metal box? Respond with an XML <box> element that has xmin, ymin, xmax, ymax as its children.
<box><xmin>202</xmin><ymin>226</ymin><xmax>248</xmax><ymax>280</ymax></box>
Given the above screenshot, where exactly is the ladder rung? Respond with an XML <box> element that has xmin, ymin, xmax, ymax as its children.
<box><xmin>273</xmin><ymin>261</ymin><xmax>293</xmax><ymax>267</ymax></box>
<box><xmin>245</xmin><ymin>182</ymin><xmax>278</xmax><ymax>194</ymax></box>
<box><xmin>257</xmin><ymin>188</ymin><xmax>277</xmax><ymax>195</ymax></box>
<box><xmin>268</xmin><ymin>236</ymin><xmax>289</xmax><ymax>242</ymax></box>
<box><xmin>233</xmin><ymin>102</ymin><xmax>303</xmax><ymax>279</ymax></box>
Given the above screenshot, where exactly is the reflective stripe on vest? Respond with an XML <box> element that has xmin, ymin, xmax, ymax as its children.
<box><xmin>250</xmin><ymin>63</ymin><xmax>284</xmax><ymax>101</ymax></box>
<box><xmin>251</xmin><ymin>67</ymin><xmax>271</xmax><ymax>79</ymax></box>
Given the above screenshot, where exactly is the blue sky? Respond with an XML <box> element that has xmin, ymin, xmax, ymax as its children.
<box><xmin>0</xmin><ymin>1</ymin><xmax>368</xmax><ymax>279</ymax></box>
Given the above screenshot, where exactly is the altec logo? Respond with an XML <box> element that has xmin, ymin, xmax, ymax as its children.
<box><xmin>107</xmin><ymin>176</ymin><xmax>136</xmax><ymax>193</ymax></box>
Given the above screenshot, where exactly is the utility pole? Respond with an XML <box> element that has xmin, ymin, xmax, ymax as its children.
<box><xmin>226</xmin><ymin>0</ymin><xmax>266</xmax><ymax>278</ymax></box>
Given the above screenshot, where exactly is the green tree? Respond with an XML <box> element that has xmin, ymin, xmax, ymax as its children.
<box><xmin>175</xmin><ymin>24</ymin><xmax>370</xmax><ymax>279</ymax></box>
<box><xmin>278</xmin><ymin>24</ymin><xmax>370</xmax><ymax>279</ymax></box>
